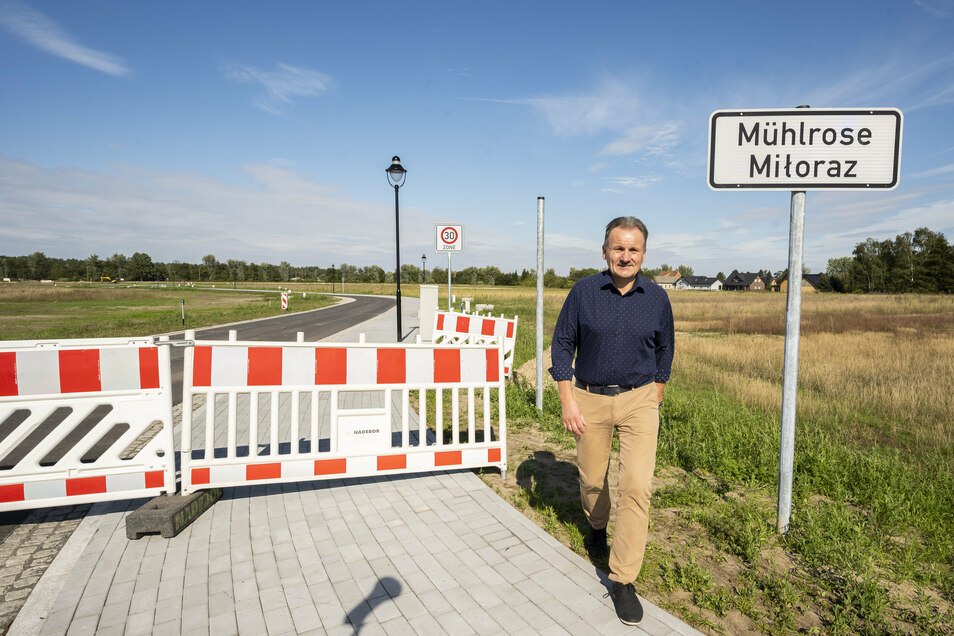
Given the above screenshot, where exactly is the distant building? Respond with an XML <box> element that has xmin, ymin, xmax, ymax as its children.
<box><xmin>654</xmin><ymin>271</ymin><xmax>681</xmax><ymax>289</ymax></box>
<box><xmin>674</xmin><ymin>275</ymin><xmax>723</xmax><ymax>291</ymax></box>
<box><xmin>724</xmin><ymin>272</ymin><xmax>766</xmax><ymax>291</ymax></box>
<box><xmin>779</xmin><ymin>273</ymin><xmax>824</xmax><ymax>293</ymax></box>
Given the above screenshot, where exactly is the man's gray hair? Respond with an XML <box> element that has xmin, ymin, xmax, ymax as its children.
<box><xmin>603</xmin><ymin>216</ymin><xmax>648</xmax><ymax>249</ymax></box>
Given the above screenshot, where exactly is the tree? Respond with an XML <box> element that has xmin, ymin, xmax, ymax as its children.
<box><xmin>126</xmin><ymin>252</ymin><xmax>155</xmax><ymax>281</ymax></box>
<box><xmin>716</xmin><ymin>272</ymin><xmax>725</xmax><ymax>282</ymax></box>
<box><xmin>202</xmin><ymin>255</ymin><xmax>217</xmax><ymax>281</ymax></box>
<box><xmin>676</xmin><ymin>265</ymin><xmax>694</xmax><ymax>277</ymax></box>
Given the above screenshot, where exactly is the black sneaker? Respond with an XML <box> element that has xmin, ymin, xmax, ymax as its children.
<box><xmin>584</xmin><ymin>526</ymin><xmax>608</xmax><ymax>559</ymax></box>
<box><xmin>609</xmin><ymin>581</ymin><xmax>643</xmax><ymax>626</ymax></box>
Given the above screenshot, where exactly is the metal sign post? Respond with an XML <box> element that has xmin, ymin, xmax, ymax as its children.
<box><xmin>777</xmin><ymin>190</ymin><xmax>805</xmax><ymax>532</ymax></box>
<box><xmin>536</xmin><ymin>197</ymin><xmax>545</xmax><ymax>410</ymax></box>
<box><xmin>708</xmin><ymin>106</ymin><xmax>903</xmax><ymax>534</ymax></box>
<box><xmin>436</xmin><ymin>224</ymin><xmax>463</xmax><ymax>312</ymax></box>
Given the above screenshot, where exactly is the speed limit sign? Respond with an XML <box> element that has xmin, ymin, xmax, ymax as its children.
<box><xmin>435</xmin><ymin>224</ymin><xmax>463</xmax><ymax>252</ymax></box>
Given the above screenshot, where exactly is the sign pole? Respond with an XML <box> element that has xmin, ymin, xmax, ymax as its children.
<box><xmin>447</xmin><ymin>252</ymin><xmax>452</xmax><ymax>311</ymax></box>
<box><xmin>777</xmin><ymin>189</ymin><xmax>805</xmax><ymax>533</ymax></box>
<box><xmin>536</xmin><ymin>197</ymin><xmax>545</xmax><ymax>410</ymax></box>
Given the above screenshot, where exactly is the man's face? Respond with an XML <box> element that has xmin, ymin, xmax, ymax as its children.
<box><xmin>602</xmin><ymin>226</ymin><xmax>646</xmax><ymax>283</ymax></box>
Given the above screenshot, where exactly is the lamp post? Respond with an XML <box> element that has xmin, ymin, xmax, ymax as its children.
<box><xmin>386</xmin><ymin>156</ymin><xmax>407</xmax><ymax>342</ymax></box>
<box><xmin>331</xmin><ymin>264</ymin><xmax>335</xmax><ymax>294</ymax></box>
<box><xmin>421</xmin><ymin>253</ymin><xmax>427</xmax><ymax>284</ymax></box>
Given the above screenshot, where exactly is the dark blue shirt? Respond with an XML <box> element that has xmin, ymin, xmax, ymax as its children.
<box><xmin>548</xmin><ymin>271</ymin><xmax>674</xmax><ymax>386</ymax></box>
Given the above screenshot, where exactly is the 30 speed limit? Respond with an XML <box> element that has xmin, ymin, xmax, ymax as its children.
<box><xmin>435</xmin><ymin>224</ymin><xmax>463</xmax><ymax>252</ymax></box>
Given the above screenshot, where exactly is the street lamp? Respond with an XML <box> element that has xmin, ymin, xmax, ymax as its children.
<box><xmin>386</xmin><ymin>156</ymin><xmax>407</xmax><ymax>342</ymax></box>
<box><xmin>331</xmin><ymin>264</ymin><xmax>335</xmax><ymax>294</ymax></box>
<box><xmin>421</xmin><ymin>253</ymin><xmax>427</xmax><ymax>284</ymax></box>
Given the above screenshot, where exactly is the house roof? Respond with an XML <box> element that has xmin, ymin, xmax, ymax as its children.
<box><xmin>725</xmin><ymin>271</ymin><xmax>764</xmax><ymax>286</ymax></box>
<box><xmin>779</xmin><ymin>273</ymin><xmax>825</xmax><ymax>287</ymax></box>
<box><xmin>679</xmin><ymin>275</ymin><xmax>721</xmax><ymax>287</ymax></box>
<box><xmin>654</xmin><ymin>273</ymin><xmax>681</xmax><ymax>284</ymax></box>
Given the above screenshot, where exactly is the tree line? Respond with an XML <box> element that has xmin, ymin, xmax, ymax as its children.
<box><xmin>1</xmin><ymin>227</ymin><xmax>949</xmax><ymax>293</ymax></box>
<box><xmin>823</xmin><ymin>227</ymin><xmax>953</xmax><ymax>293</ymax></box>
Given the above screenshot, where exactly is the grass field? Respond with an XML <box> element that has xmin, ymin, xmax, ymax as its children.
<box><xmin>0</xmin><ymin>282</ymin><xmax>337</xmax><ymax>340</ymax></box>
<box><xmin>3</xmin><ymin>281</ymin><xmax>952</xmax><ymax>633</ymax></box>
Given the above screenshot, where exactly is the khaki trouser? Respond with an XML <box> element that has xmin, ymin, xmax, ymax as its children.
<box><xmin>574</xmin><ymin>382</ymin><xmax>659</xmax><ymax>584</ymax></box>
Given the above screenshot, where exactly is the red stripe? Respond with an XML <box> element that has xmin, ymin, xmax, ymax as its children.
<box><xmin>0</xmin><ymin>352</ymin><xmax>17</xmax><ymax>397</ymax></box>
<box><xmin>433</xmin><ymin>349</ymin><xmax>460</xmax><ymax>383</ymax></box>
<box><xmin>436</xmin><ymin>314</ymin><xmax>444</xmax><ymax>330</ymax></box>
<box><xmin>0</xmin><ymin>484</ymin><xmax>25</xmax><ymax>503</ymax></box>
<box><xmin>138</xmin><ymin>348</ymin><xmax>160</xmax><ymax>389</ymax></box>
<box><xmin>455</xmin><ymin>316</ymin><xmax>470</xmax><ymax>334</ymax></box>
<box><xmin>488</xmin><ymin>448</ymin><xmax>502</xmax><ymax>463</ymax></box>
<box><xmin>435</xmin><ymin>451</ymin><xmax>462</xmax><ymax>466</ymax></box>
<box><xmin>315</xmin><ymin>458</ymin><xmax>347</xmax><ymax>475</ymax></box>
<box><xmin>378</xmin><ymin>455</ymin><xmax>406</xmax><ymax>471</ymax></box>
<box><xmin>248</xmin><ymin>347</ymin><xmax>283</xmax><ymax>386</ymax></box>
<box><xmin>192</xmin><ymin>468</ymin><xmax>210</xmax><ymax>485</ymax></box>
<box><xmin>377</xmin><ymin>349</ymin><xmax>406</xmax><ymax>384</ymax></box>
<box><xmin>59</xmin><ymin>349</ymin><xmax>101</xmax><ymax>393</ymax></box>
<box><xmin>247</xmin><ymin>463</ymin><xmax>281</xmax><ymax>480</ymax></box>
<box><xmin>66</xmin><ymin>476</ymin><xmax>107</xmax><ymax>496</ymax></box>
<box><xmin>193</xmin><ymin>347</ymin><xmax>212</xmax><ymax>387</ymax></box>
<box><xmin>506</xmin><ymin>321</ymin><xmax>514</xmax><ymax>339</ymax></box>
<box><xmin>145</xmin><ymin>470</ymin><xmax>165</xmax><ymax>489</ymax></box>
<box><xmin>486</xmin><ymin>349</ymin><xmax>499</xmax><ymax>382</ymax></box>
<box><xmin>316</xmin><ymin>348</ymin><xmax>347</xmax><ymax>384</ymax></box>
<box><xmin>481</xmin><ymin>319</ymin><xmax>495</xmax><ymax>336</ymax></box>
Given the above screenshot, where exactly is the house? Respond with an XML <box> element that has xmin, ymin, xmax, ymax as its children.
<box><xmin>723</xmin><ymin>271</ymin><xmax>766</xmax><ymax>291</ymax></box>
<box><xmin>779</xmin><ymin>273</ymin><xmax>824</xmax><ymax>293</ymax></box>
<box><xmin>653</xmin><ymin>271</ymin><xmax>681</xmax><ymax>289</ymax></box>
<box><xmin>674</xmin><ymin>275</ymin><xmax>723</xmax><ymax>291</ymax></box>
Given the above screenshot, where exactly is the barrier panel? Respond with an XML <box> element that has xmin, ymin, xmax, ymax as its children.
<box><xmin>0</xmin><ymin>337</ymin><xmax>176</xmax><ymax>511</ymax></box>
<box><xmin>433</xmin><ymin>310</ymin><xmax>517</xmax><ymax>378</ymax></box>
<box><xmin>180</xmin><ymin>331</ymin><xmax>507</xmax><ymax>495</ymax></box>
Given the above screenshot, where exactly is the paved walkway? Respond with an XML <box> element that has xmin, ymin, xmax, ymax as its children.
<box><xmin>10</xmin><ymin>298</ymin><xmax>700</xmax><ymax>635</ymax></box>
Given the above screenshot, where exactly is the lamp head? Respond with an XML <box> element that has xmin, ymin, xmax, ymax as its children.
<box><xmin>386</xmin><ymin>156</ymin><xmax>407</xmax><ymax>187</ymax></box>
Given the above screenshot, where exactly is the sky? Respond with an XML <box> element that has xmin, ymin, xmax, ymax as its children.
<box><xmin>2</xmin><ymin>0</ymin><xmax>954</xmax><ymax>277</ymax></box>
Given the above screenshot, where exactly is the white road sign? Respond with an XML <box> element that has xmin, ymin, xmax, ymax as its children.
<box><xmin>435</xmin><ymin>224</ymin><xmax>463</xmax><ymax>252</ymax></box>
<box><xmin>708</xmin><ymin>108</ymin><xmax>902</xmax><ymax>191</ymax></box>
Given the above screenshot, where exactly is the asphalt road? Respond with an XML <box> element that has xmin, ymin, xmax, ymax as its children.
<box><xmin>168</xmin><ymin>294</ymin><xmax>395</xmax><ymax>405</ymax></box>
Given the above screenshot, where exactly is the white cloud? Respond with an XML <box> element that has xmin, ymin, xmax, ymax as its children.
<box><xmin>914</xmin><ymin>0</ymin><xmax>954</xmax><ymax>18</ymax></box>
<box><xmin>0</xmin><ymin>155</ymin><xmax>545</xmax><ymax>271</ymax></box>
<box><xmin>600</xmin><ymin>121</ymin><xmax>682</xmax><ymax>157</ymax></box>
<box><xmin>909</xmin><ymin>161</ymin><xmax>954</xmax><ymax>179</ymax></box>
<box><xmin>224</xmin><ymin>63</ymin><xmax>334</xmax><ymax>114</ymax></box>
<box><xmin>604</xmin><ymin>175</ymin><xmax>663</xmax><ymax>189</ymax></box>
<box><xmin>0</xmin><ymin>1</ymin><xmax>130</xmax><ymax>76</ymax></box>
<box><xmin>473</xmin><ymin>78</ymin><xmax>645</xmax><ymax>137</ymax></box>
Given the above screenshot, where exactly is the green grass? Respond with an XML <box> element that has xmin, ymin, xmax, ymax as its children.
<box><xmin>502</xmin><ymin>372</ymin><xmax>954</xmax><ymax>633</ymax></box>
<box><xmin>0</xmin><ymin>286</ymin><xmax>336</xmax><ymax>340</ymax></box>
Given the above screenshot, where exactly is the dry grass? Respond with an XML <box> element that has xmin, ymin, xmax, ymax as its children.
<box><xmin>670</xmin><ymin>291</ymin><xmax>954</xmax><ymax>451</ymax></box>
<box><xmin>671</xmin><ymin>290</ymin><xmax>954</xmax><ymax>335</ymax></box>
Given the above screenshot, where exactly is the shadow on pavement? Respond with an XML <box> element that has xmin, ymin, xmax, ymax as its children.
<box><xmin>346</xmin><ymin>576</ymin><xmax>402</xmax><ymax>634</ymax></box>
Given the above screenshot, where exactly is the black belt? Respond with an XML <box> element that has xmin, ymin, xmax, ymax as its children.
<box><xmin>574</xmin><ymin>379</ymin><xmax>638</xmax><ymax>396</ymax></box>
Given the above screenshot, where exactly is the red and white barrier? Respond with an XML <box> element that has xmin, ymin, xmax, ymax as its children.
<box><xmin>180</xmin><ymin>331</ymin><xmax>507</xmax><ymax>495</ymax></box>
<box><xmin>433</xmin><ymin>310</ymin><xmax>517</xmax><ymax>377</ymax></box>
<box><xmin>0</xmin><ymin>337</ymin><xmax>176</xmax><ymax>512</ymax></box>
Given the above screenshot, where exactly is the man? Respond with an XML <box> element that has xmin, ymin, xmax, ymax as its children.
<box><xmin>548</xmin><ymin>216</ymin><xmax>674</xmax><ymax>626</ymax></box>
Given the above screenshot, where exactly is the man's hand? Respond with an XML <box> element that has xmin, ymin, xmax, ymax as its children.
<box><xmin>557</xmin><ymin>380</ymin><xmax>587</xmax><ymax>435</ymax></box>
<box><xmin>656</xmin><ymin>382</ymin><xmax>666</xmax><ymax>405</ymax></box>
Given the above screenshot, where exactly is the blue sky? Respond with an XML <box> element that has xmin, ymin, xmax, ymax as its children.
<box><xmin>2</xmin><ymin>0</ymin><xmax>953</xmax><ymax>276</ymax></box>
